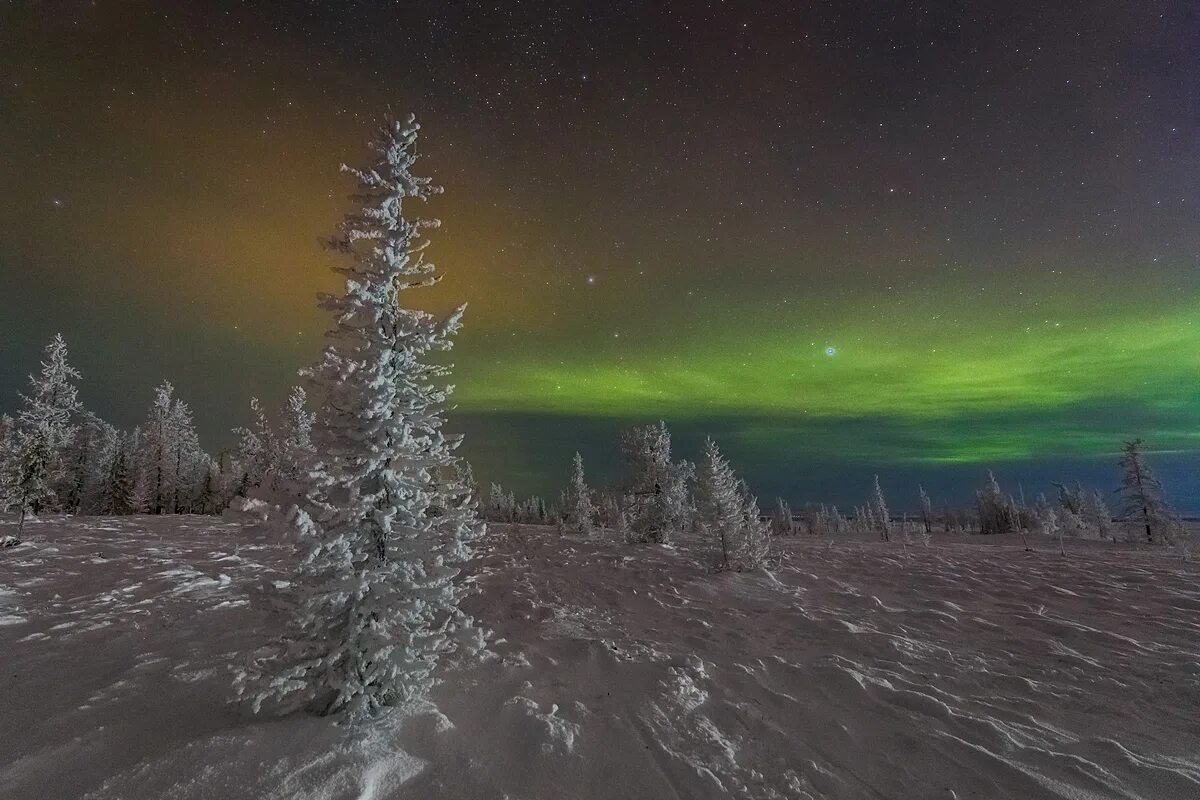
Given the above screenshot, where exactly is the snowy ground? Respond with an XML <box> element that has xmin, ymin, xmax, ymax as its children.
<box><xmin>2</xmin><ymin>516</ymin><xmax>1199</xmax><ymax>799</ymax></box>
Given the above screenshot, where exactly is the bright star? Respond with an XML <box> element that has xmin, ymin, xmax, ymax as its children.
<box><xmin>825</xmin><ymin>346</ymin><xmax>836</xmax><ymax>356</ymax></box>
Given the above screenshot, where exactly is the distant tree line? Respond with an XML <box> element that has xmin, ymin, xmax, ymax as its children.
<box><xmin>483</xmin><ymin>422</ymin><xmax>1189</xmax><ymax>565</ymax></box>
<box><xmin>3</xmin><ymin>335</ymin><xmax>1186</xmax><ymax>562</ymax></box>
<box><xmin>0</xmin><ymin>334</ymin><xmax>318</xmax><ymax>537</ymax></box>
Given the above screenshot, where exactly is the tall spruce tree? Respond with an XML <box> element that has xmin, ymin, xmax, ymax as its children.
<box><xmin>696</xmin><ymin>438</ymin><xmax>769</xmax><ymax>571</ymax></box>
<box><xmin>770</xmin><ymin>496</ymin><xmax>794</xmax><ymax>537</ymax></box>
<box><xmin>1085</xmin><ymin>488</ymin><xmax>1116</xmax><ymax>540</ymax></box>
<box><xmin>2</xmin><ymin>335</ymin><xmax>82</xmax><ymax>532</ymax></box>
<box><xmin>868</xmin><ymin>475</ymin><xmax>891</xmax><ymax>542</ymax></box>
<box><xmin>236</xmin><ymin>115</ymin><xmax>484</xmax><ymax>718</ymax></box>
<box><xmin>168</xmin><ymin>397</ymin><xmax>204</xmax><ymax>513</ymax></box>
<box><xmin>58</xmin><ymin>411</ymin><xmax>107</xmax><ymax>513</ymax></box>
<box><xmin>697</xmin><ymin>438</ymin><xmax>748</xmax><ymax>570</ymax></box>
<box><xmin>917</xmin><ymin>485</ymin><xmax>934</xmax><ymax>535</ymax></box>
<box><xmin>139</xmin><ymin>383</ymin><xmax>175</xmax><ymax>514</ymax></box>
<box><xmin>136</xmin><ymin>383</ymin><xmax>208</xmax><ymax>514</ymax></box>
<box><xmin>1117</xmin><ymin>439</ymin><xmax>1179</xmax><ymax>544</ymax></box>
<box><xmin>100</xmin><ymin>432</ymin><xmax>137</xmax><ymax>515</ymax></box>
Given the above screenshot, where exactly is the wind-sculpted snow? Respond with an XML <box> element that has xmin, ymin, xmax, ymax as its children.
<box><xmin>1</xmin><ymin>516</ymin><xmax>1197</xmax><ymax>799</ymax></box>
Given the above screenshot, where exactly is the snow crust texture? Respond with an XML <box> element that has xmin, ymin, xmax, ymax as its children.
<box><xmin>2</xmin><ymin>516</ymin><xmax>1198</xmax><ymax>800</ymax></box>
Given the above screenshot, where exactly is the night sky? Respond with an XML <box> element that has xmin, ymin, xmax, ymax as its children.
<box><xmin>2</xmin><ymin>2</ymin><xmax>1198</xmax><ymax>510</ymax></box>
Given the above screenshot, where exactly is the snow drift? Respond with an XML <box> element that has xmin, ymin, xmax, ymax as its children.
<box><xmin>2</xmin><ymin>515</ymin><xmax>1198</xmax><ymax>799</ymax></box>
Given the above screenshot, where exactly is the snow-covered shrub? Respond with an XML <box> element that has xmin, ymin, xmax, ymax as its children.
<box><xmin>229</xmin><ymin>386</ymin><xmax>315</xmax><ymax>511</ymax></box>
<box><xmin>559</xmin><ymin>452</ymin><xmax>597</xmax><ymax>536</ymax></box>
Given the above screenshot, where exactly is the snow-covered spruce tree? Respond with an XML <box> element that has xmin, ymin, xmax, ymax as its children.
<box><xmin>613</xmin><ymin>507</ymin><xmax>633</xmax><ymax>543</ymax></box>
<box><xmin>868</xmin><ymin>475</ymin><xmax>891</xmax><ymax>542</ymax></box>
<box><xmin>57</xmin><ymin>410</ymin><xmax>110</xmax><ymax>513</ymax></box>
<box><xmin>231</xmin><ymin>386</ymin><xmax>316</xmax><ymax>512</ymax></box>
<box><xmin>235</xmin><ymin>115</ymin><xmax>484</xmax><ymax>718</ymax></box>
<box><xmin>804</xmin><ymin>504</ymin><xmax>824</xmax><ymax>536</ymax></box>
<box><xmin>1054</xmin><ymin>481</ymin><xmax>1084</xmax><ymax>517</ymax></box>
<box><xmin>1084</xmin><ymin>489</ymin><xmax>1116</xmax><ymax>540</ymax></box>
<box><xmin>597</xmin><ymin>494</ymin><xmax>621</xmax><ymax>528</ymax></box>
<box><xmin>0</xmin><ymin>416</ymin><xmax>14</xmax><ymax>509</ymax></box>
<box><xmin>819</xmin><ymin>504</ymin><xmax>839</xmax><ymax>536</ymax></box>
<box><xmin>1051</xmin><ymin>481</ymin><xmax>1089</xmax><ymax>538</ymax></box>
<box><xmin>560</xmin><ymin>452</ymin><xmax>597</xmax><ymax>536</ymax></box>
<box><xmin>1117</xmin><ymin>439</ymin><xmax>1180</xmax><ymax>544</ymax></box>
<box><xmin>99</xmin><ymin>432</ymin><xmax>137</xmax><ymax>515</ymax></box>
<box><xmin>1031</xmin><ymin>494</ymin><xmax>1062</xmax><ymax>554</ymax></box>
<box><xmin>2</xmin><ymin>335</ymin><xmax>82</xmax><ymax>531</ymax></box>
<box><xmin>619</xmin><ymin>421</ymin><xmax>694</xmax><ymax>544</ymax></box>
<box><xmin>279</xmin><ymin>385</ymin><xmax>316</xmax><ymax>480</ymax></box>
<box><xmin>697</xmin><ymin>438</ymin><xmax>746</xmax><ymax>570</ymax></box>
<box><xmin>214</xmin><ymin>448</ymin><xmax>245</xmax><ymax>508</ymax></box>
<box><xmin>138</xmin><ymin>383</ymin><xmax>173</xmax><ymax>513</ymax></box>
<box><xmin>77</xmin><ymin>415</ymin><xmax>121</xmax><ymax>514</ymax></box>
<box><xmin>455</xmin><ymin>460</ymin><xmax>476</xmax><ymax>499</ymax></box>
<box><xmin>1032</xmin><ymin>493</ymin><xmax>1054</xmax><ymax>534</ymax></box>
<box><xmin>194</xmin><ymin>460</ymin><xmax>224</xmax><ymax>515</ymax></box>
<box><xmin>231</xmin><ymin>396</ymin><xmax>277</xmax><ymax>498</ymax></box>
<box><xmin>515</xmin><ymin>495</ymin><xmax>531</xmax><ymax>523</ymax></box>
<box><xmin>484</xmin><ymin>482</ymin><xmax>515</xmax><ymax>522</ymax></box>
<box><xmin>137</xmin><ymin>382</ymin><xmax>207</xmax><ymax>513</ymax></box>
<box><xmin>1058</xmin><ymin>501</ymin><xmax>1086</xmax><ymax>539</ymax></box>
<box><xmin>174</xmin><ymin>399</ymin><xmax>208</xmax><ymax>512</ymax></box>
<box><xmin>695</xmin><ymin>439</ymin><xmax>769</xmax><ymax>571</ymax></box>
<box><xmin>975</xmin><ymin>471</ymin><xmax>1018</xmax><ymax>535</ymax></box>
<box><xmin>740</xmin><ymin>494</ymin><xmax>771</xmax><ymax>570</ymax></box>
<box><xmin>770</xmin><ymin>497</ymin><xmax>794</xmax><ymax>537</ymax></box>
<box><xmin>516</xmin><ymin>495</ymin><xmax>547</xmax><ymax>524</ymax></box>
<box><xmin>918</xmin><ymin>485</ymin><xmax>933</xmax><ymax>535</ymax></box>
<box><xmin>830</xmin><ymin>505</ymin><xmax>846</xmax><ymax>534</ymax></box>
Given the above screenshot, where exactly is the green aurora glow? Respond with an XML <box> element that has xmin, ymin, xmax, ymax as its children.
<box><xmin>3</xmin><ymin>2</ymin><xmax>1199</xmax><ymax>506</ymax></box>
<box><xmin>454</xmin><ymin>286</ymin><xmax>1200</xmax><ymax>465</ymax></box>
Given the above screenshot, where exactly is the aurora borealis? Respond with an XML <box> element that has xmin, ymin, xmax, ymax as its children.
<box><xmin>2</xmin><ymin>2</ymin><xmax>1198</xmax><ymax>508</ymax></box>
